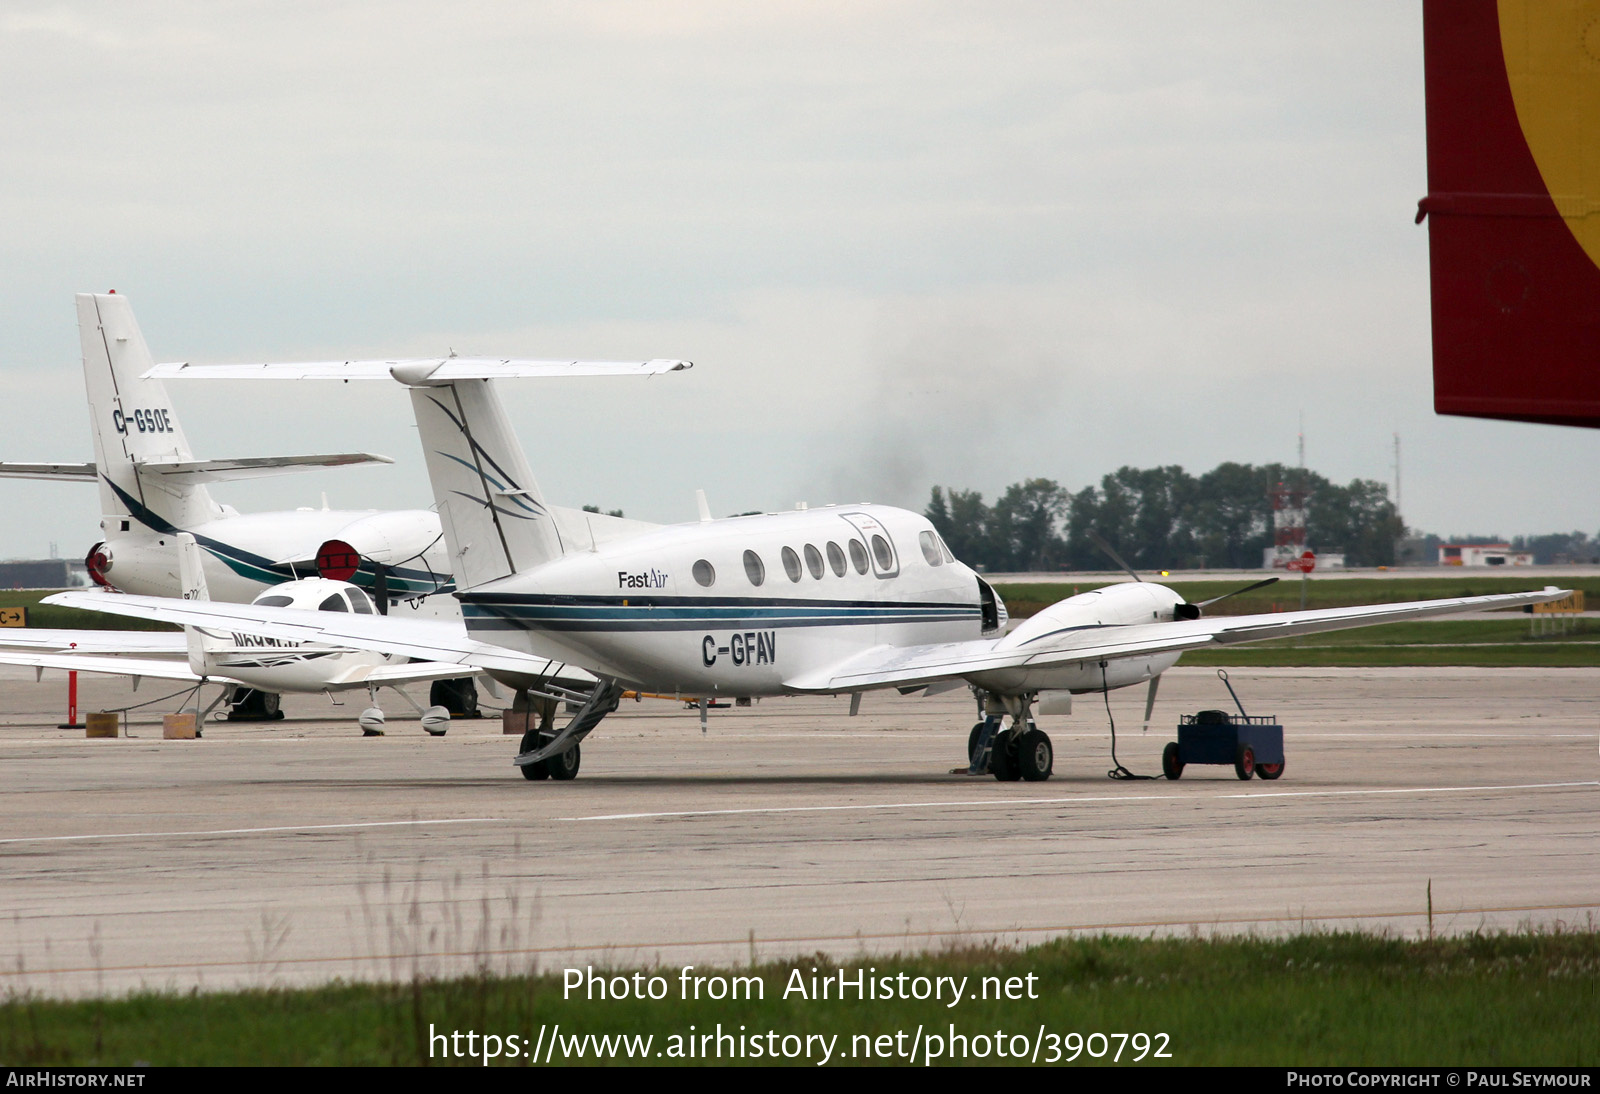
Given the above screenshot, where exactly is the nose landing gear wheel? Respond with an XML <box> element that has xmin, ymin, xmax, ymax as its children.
<box><xmin>1234</xmin><ymin>743</ymin><xmax>1256</xmax><ymax>781</ymax></box>
<box><xmin>1162</xmin><ymin>741</ymin><xmax>1183</xmax><ymax>780</ymax></box>
<box><xmin>1018</xmin><ymin>728</ymin><xmax>1053</xmax><ymax>781</ymax></box>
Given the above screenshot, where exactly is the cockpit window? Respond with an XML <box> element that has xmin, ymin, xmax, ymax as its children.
<box><xmin>936</xmin><ymin>533</ymin><xmax>955</xmax><ymax>563</ymax></box>
<box><xmin>919</xmin><ymin>530</ymin><xmax>943</xmax><ymax>566</ymax></box>
<box><xmin>318</xmin><ymin>593</ymin><xmax>349</xmax><ymax>612</ymax></box>
<box><xmin>255</xmin><ymin>594</ymin><xmax>294</xmax><ymax>607</ymax></box>
<box><xmin>347</xmin><ymin>588</ymin><xmax>376</xmax><ymax>614</ymax></box>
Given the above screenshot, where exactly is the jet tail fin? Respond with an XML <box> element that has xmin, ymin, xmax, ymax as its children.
<box><xmin>1419</xmin><ymin>0</ymin><xmax>1600</xmax><ymax>427</ymax></box>
<box><xmin>78</xmin><ymin>293</ymin><xmax>223</xmax><ymax>529</ymax></box>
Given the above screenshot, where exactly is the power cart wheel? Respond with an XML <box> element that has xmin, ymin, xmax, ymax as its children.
<box><xmin>1234</xmin><ymin>743</ymin><xmax>1256</xmax><ymax>781</ymax></box>
<box><xmin>1162</xmin><ymin>741</ymin><xmax>1183</xmax><ymax>780</ymax></box>
<box><xmin>1256</xmin><ymin>758</ymin><xmax>1284</xmax><ymax>780</ymax></box>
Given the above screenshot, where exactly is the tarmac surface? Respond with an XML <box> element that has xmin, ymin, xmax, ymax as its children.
<box><xmin>0</xmin><ymin>664</ymin><xmax>1595</xmax><ymax>998</ymax></box>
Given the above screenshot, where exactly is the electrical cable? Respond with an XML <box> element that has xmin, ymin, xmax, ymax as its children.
<box><xmin>1102</xmin><ymin>661</ymin><xmax>1155</xmax><ymax>780</ymax></box>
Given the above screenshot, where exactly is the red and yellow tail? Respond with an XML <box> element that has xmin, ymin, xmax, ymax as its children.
<box><xmin>1420</xmin><ymin>0</ymin><xmax>1600</xmax><ymax>428</ymax></box>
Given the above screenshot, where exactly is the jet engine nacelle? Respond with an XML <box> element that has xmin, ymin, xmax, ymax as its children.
<box><xmin>85</xmin><ymin>541</ymin><xmax>114</xmax><ymax>587</ymax></box>
<box><xmin>319</xmin><ymin>510</ymin><xmax>442</xmax><ymax>572</ymax></box>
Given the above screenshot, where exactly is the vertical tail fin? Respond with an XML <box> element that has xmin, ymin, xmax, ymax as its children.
<box><xmin>176</xmin><ymin>533</ymin><xmax>220</xmax><ymax>674</ymax></box>
<box><xmin>401</xmin><ymin>376</ymin><xmax>564</xmax><ymax>589</ymax></box>
<box><xmin>1419</xmin><ymin>0</ymin><xmax>1600</xmax><ymax>428</ymax></box>
<box><xmin>78</xmin><ymin>293</ymin><xmax>222</xmax><ymax>530</ymax></box>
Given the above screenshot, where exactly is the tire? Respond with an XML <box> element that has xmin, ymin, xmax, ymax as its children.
<box><xmin>1256</xmin><ymin>758</ymin><xmax>1284</xmax><ymax>780</ymax></box>
<box><xmin>1162</xmin><ymin>741</ymin><xmax>1183</xmax><ymax>780</ymax></box>
<box><xmin>1234</xmin><ymin>743</ymin><xmax>1256</xmax><ymax>781</ymax></box>
<box><xmin>1018</xmin><ymin>729</ymin><xmax>1053</xmax><ymax>782</ymax></box>
<box><xmin>519</xmin><ymin>758</ymin><xmax>549</xmax><ymax>781</ymax></box>
<box><xmin>546</xmin><ymin>742</ymin><xmax>582</xmax><ymax>781</ymax></box>
<box><xmin>990</xmin><ymin>730</ymin><xmax>1021</xmax><ymax>782</ymax></box>
<box><xmin>967</xmin><ymin>722</ymin><xmax>985</xmax><ymax>766</ymax></box>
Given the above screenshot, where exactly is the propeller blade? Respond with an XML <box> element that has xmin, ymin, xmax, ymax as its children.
<box><xmin>1194</xmin><ymin>576</ymin><xmax>1279</xmax><ymax>608</ymax></box>
<box><xmin>1088</xmin><ymin>529</ymin><xmax>1142</xmax><ymax>582</ymax></box>
<box><xmin>1141</xmin><ymin>673</ymin><xmax>1161</xmax><ymax>733</ymax></box>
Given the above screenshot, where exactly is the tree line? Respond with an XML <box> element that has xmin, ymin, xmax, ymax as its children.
<box><xmin>925</xmin><ymin>463</ymin><xmax>1406</xmax><ymax>572</ymax></box>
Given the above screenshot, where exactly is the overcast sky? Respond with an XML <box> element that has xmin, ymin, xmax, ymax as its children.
<box><xmin>1</xmin><ymin>2</ymin><xmax>1595</xmax><ymax>561</ymax></box>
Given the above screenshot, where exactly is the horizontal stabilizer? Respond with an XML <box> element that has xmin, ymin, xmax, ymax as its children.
<box><xmin>0</xmin><ymin>462</ymin><xmax>97</xmax><ymax>482</ymax></box>
<box><xmin>135</xmin><ymin>452</ymin><xmax>394</xmax><ymax>483</ymax></box>
<box><xmin>147</xmin><ymin>358</ymin><xmax>692</xmax><ymax>383</ymax></box>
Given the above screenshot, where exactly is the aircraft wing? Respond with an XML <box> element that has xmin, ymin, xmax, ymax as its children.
<box><xmin>328</xmin><ymin>661</ymin><xmax>485</xmax><ymax>687</ymax></box>
<box><xmin>0</xmin><ymin>630</ymin><xmax>188</xmax><ymax>654</ymax></box>
<box><xmin>0</xmin><ymin>462</ymin><xmax>97</xmax><ymax>482</ymax></box>
<box><xmin>783</xmin><ymin>586</ymin><xmax>1572</xmax><ymax>693</ymax></box>
<box><xmin>147</xmin><ymin>358</ymin><xmax>692</xmax><ymax>382</ymax></box>
<box><xmin>135</xmin><ymin>453</ymin><xmax>394</xmax><ymax>482</ymax></box>
<box><xmin>44</xmin><ymin>591</ymin><xmax>594</xmax><ymax>683</ymax></box>
<box><xmin>0</xmin><ymin>649</ymin><xmax>221</xmax><ymax>685</ymax></box>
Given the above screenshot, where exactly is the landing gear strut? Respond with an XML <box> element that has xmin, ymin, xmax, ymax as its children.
<box><xmin>965</xmin><ymin>693</ymin><xmax>1052</xmax><ymax>782</ymax></box>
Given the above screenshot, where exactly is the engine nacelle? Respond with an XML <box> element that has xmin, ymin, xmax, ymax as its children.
<box><xmin>999</xmin><ymin>582</ymin><xmax>1187</xmax><ymax>650</ymax></box>
<box><xmin>85</xmin><ymin>542</ymin><xmax>114</xmax><ymax>587</ymax></box>
<box><xmin>321</xmin><ymin>510</ymin><xmax>442</xmax><ymax>570</ymax></box>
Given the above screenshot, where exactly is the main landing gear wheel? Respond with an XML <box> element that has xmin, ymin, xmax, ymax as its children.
<box><xmin>545</xmin><ymin>741</ymin><xmax>582</xmax><ymax>781</ymax></box>
<box><xmin>1162</xmin><ymin>741</ymin><xmax>1184</xmax><ymax>780</ymax></box>
<box><xmin>1256</xmin><ymin>758</ymin><xmax>1284</xmax><ymax>780</ymax></box>
<box><xmin>1017</xmin><ymin>728</ymin><xmax>1053</xmax><ymax>782</ymax></box>
<box><xmin>1234</xmin><ymin>743</ymin><xmax>1256</xmax><ymax>781</ymax></box>
<box><xmin>967</xmin><ymin>722</ymin><xmax>985</xmax><ymax>765</ymax></box>
<box><xmin>989</xmin><ymin>729</ymin><xmax>1022</xmax><ymax>782</ymax></box>
<box><xmin>518</xmin><ymin>727</ymin><xmax>550</xmax><ymax>781</ymax></box>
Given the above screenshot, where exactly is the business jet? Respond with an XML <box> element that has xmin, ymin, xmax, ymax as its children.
<box><xmin>0</xmin><ymin>292</ymin><xmax>659</xmax><ymax>716</ymax></box>
<box><xmin>4</xmin><ymin>535</ymin><xmax>594</xmax><ymax>733</ymax></box>
<box><xmin>48</xmin><ymin>360</ymin><xmax>1570</xmax><ymax>782</ymax></box>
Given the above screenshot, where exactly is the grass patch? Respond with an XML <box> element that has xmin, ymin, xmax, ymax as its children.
<box><xmin>3</xmin><ymin>931</ymin><xmax>1597</xmax><ymax>1066</ymax></box>
<box><xmin>0</xmin><ymin>589</ymin><xmax>176</xmax><ymax>632</ymax></box>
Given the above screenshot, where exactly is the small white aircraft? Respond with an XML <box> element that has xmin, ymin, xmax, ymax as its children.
<box><xmin>48</xmin><ymin>359</ymin><xmax>1571</xmax><ymax>782</ymax></box>
<box><xmin>2</xmin><ymin>535</ymin><xmax>588</xmax><ymax>733</ymax></box>
<box><xmin>1</xmin><ymin>292</ymin><xmax>661</xmax><ymax>716</ymax></box>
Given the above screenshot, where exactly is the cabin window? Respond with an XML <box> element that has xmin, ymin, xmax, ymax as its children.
<box><xmin>348</xmin><ymin>588</ymin><xmax>376</xmax><ymax>614</ymax></box>
<box><xmin>693</xmin><ymin>559</ymin><xmax>715</xmax><ymax>587</ymax></box>
<box><xmin>782</xmin><ymin>546</ymin><xmax>803</xmax><ymax>582</ymax></box>
<box><xmin>318</xmin><ymin>594</ymin><xmax>349</xmax><ymax>612</ymax></box>
<box><xmin>871</xmin><ymin>534</ymin><xmax>895</xmax><ymax>572</ymax></box>
<box><xmin>804</xmin><ymin>543</ymin><xmax>824</xmax><ymax>579</ymax></box>
<box><xmin>826</xmin><ymin>541</ymin><xmax>847</xmax><ymax>576</ymax></box>
<box><xmin>848</xmin><ymin>539</ymin><xmax>869</xmax><ymax>574</ymax></box>
<box><xmin>743</xmin><ymin>550</ymin><xmax>765</xmax><ymax>586</ymax></box>
<box><xmin>919</xmin><ymin>530</ymin><xmax>943</xmax><ymax>566</ymax></box>
<box><xmin>255</xmin><ymin>594</ymin><xmax>294</xmax><ymax>607</ymax></box>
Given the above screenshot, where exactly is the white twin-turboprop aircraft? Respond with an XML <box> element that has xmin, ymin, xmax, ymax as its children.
<box><xmin>48</xmin><ymin>356</ymin><xmax>1570</xmax><ymax>782</ymax></box>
